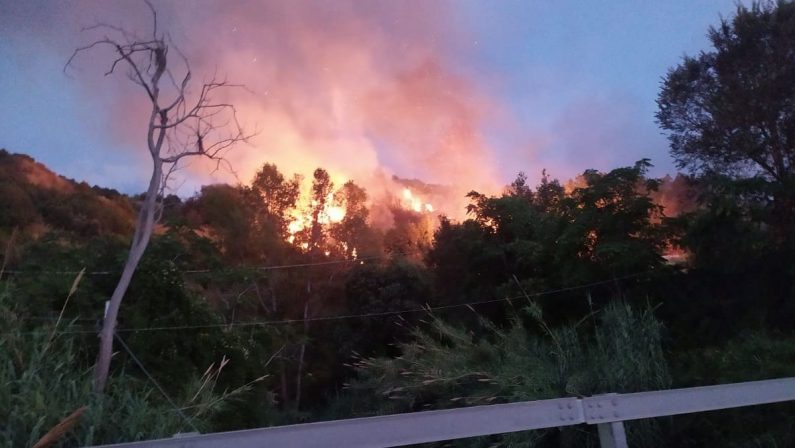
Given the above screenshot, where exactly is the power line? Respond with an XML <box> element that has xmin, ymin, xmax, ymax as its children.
<box><xmin>114</xmin><ymin>333</ymin><xmax>200</xmax><ymax>432</ymax></box>
<box><xmin>119</xmin><ymin>273</ymin><xmax>648</xmax><ymax>333</ymax></box>
<box><xmin>1</xmin><ymin>255</ymin><xmax>385</xmax><ymax>277</ymax></box>
<box><xmin>181</xmin><ymin>256</ymin><xmax>384</xmax><ymax>273</ymax></box>
<box><xmin>8</xmin><ymin>272</ymin><xmax>651</xmax><ymax>336</ymax></box>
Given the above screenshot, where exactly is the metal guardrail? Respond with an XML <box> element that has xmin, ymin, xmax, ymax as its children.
<box><xmin>93</xmin><ymin>377</ymin><xmax>795</xmax><ymax>448</ymax></box>
<box><xmin>582</xmin><ymin>377</ymin><xmax>795</xmax><ymax>423</ymax></box>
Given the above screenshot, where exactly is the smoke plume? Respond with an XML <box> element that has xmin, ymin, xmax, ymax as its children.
<box><xmin>3</xmin><ymin>0</ymin><xmax>503</xmax><ymax>219</ymax></box>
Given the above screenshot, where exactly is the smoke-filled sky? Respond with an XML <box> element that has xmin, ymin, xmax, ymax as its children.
<box><xmin>0</xmin><ymin>0</ymin><xmax>747</xmax><ymax>199</ymax></box>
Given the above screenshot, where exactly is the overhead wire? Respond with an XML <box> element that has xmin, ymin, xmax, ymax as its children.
<box><xmin>114</xmin><ymin>333</ymin><xmax>200</xmax><ymax>432</ymax></box>
<box><xmin>1</xmin><ymin>255</ymin><xmax>386</xmax><ymax>277</ymax></box>
<box><xmin>8</xmin><ymin>271</ymin><xmax>653</xmax><ymax>336</ymax></box>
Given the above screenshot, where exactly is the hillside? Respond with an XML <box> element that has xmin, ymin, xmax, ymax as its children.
<box><xmin>0</xmin><ymin>149</ymin><xmax>136</xmax><ymax>238</ymax></box>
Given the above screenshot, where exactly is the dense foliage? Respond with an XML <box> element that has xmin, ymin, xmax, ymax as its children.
<box><xmin>0</xmin><ymin>283</ymin><xmax>250</xmax><ymax>447</ymax></box>
<box><xmin>344</xmin><ymin>302</ymin><xmax>670</xmax><ymax>447</ymax></box>
<box><xmin>2</xmin><ymin>144</ymin><xmax>793</xmax><ymax>445</ymax></box>
<box><xmin>2</xmin><ymin>2</ymin><xmax>795</xmax><ymax>446</ymax></box>
<box><xmin>657</xmin><ymin>0</ymin><xmax>795</xmax><ymax>238</ymax></box>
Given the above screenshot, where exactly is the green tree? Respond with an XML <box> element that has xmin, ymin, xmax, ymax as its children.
<box><xmin>506</xmin><ymin>171</ymin><xmax>534</xmax><ymax>201</ymax></box>
<box><xmin>329</xmin><ymin>181</ymin><xmax>381</xmax><ymax>258</ymax></box>
<box><xmin>186</xmin><ymin>185</ymin><xmax>253</xmax><ymax>261</ymax></box>
<box><xmin>249</xmin><ymin>163</ymin><xmax>300</xmax><ymax>239</ymax></box>
<box><xmin>338</xmin><ymin>259</ymin><xmax>432</xmax><ymax>357</ymax></box>
<box><xmin>554</xmin><ymin>160</ymin><xmax>667</xmax><ymax>286</ymax></box>
<box><xmin>657</xmin><ymin>1</ymin><xmax>795</xmax><ymax>333</ymax></box>
<box><xmin>656</xmin><ymin>1</ymin><xmax>795</xmax><ymax>230</ymax></box>
<box><xmin>0</xmin><ymin>182</ymin><xmax>39</xmax><ymax>228</ymax></box>
<box><xmin>65</xmin><ymin>2</ymin><xmax>249</xmax><ymax>391</ymax></box>
<box><xmin>533</xmin><ymin>169</ymin><xmax>565</xmax><ymax>214</ymax></box>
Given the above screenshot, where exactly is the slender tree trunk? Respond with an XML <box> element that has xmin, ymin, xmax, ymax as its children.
<box><xmin>93</xmin><ymin>159</ymin><xmax>162</xmax><ymax>392</ymax></box>
<box><xmin>280</xmin><ymin>365</ymin><xmax>289</xmax><ymax>407</ymax></box>
<box><xmin>294</xmin><ymin>295</ymin><xmax>309</xmax><ymax>410</ymax></box>
<box><xmin>70</xmin><ymin>13</ymin><xmax>247</xmax><ymax>393</ymax></box>
<box><xmin>295</xmin><ymin>193</ymin><xmax>323</xmax><ymax>409</ymax></box>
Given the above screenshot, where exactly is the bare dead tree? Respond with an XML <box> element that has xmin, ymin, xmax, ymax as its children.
<box><xmin>65</xmin><ymin>1</ymin><xmax>251</xmax><ymax>393</ymax></box>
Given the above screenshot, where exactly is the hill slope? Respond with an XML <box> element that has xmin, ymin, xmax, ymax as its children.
<box><xmin>0</xmin><ymin>149</ymin><xmax>135</xmax><ymax>237</ymax></box>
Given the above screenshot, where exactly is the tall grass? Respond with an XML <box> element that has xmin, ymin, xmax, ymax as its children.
<box><xmin>0</xmin><ymin>282</ymin><xmax>242</xmax><ymax>447</ymax></box>
<box><xmin>346</xmin><ymin>301</ymin><xmax>670</xmax><ymax>447</ymax></box>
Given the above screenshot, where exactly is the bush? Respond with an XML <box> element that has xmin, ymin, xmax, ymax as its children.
<box><xmin>345</xmin><ymin>301</ymin><xmax>670</xmax><ymax>447</ymax></box>
<box><xmin>0</xmin><ymin>283</ymin><xmax>247</xmax><ymax>447</ymax></box>
<box><xmin>669</xmin><ymin>332</ymin><xmax>795</xmax><ymax>447</ymax></box>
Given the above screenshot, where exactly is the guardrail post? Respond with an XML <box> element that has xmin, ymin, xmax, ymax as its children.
<box><xmin>597</xmin><ymin>421</ymin><xmax>628</xmax><ymax>448</ymax></box>
<box><xmin>586</xmin><ymin>393</ymin><xmax>628</xmax><ymax>448</ymax></box>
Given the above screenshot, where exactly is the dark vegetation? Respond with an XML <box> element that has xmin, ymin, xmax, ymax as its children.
<box><xmin>2</xmin><ymin>2</ymin><xmax>795</xmax><ymax>446</ymax></box>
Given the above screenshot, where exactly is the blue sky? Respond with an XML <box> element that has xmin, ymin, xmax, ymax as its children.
<box><xmin>0</xmin><ymin>0</ymin><xmax>745</xmax><ymax>195</ymax></box>
<box><xmin>451</xmin><ymin>1</ymin><xmax>744</xmax><ymax>179</ymax></box>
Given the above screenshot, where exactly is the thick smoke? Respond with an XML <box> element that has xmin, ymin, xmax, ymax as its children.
<box><xmin>4</xmin><ymin>0</ymin><xmax>503</xmax><ymax>219</ymax></box>
<box><xmin>188</xmin><ymin>0</ymin><xmax>502</xmax><ymax>218</ymax></box>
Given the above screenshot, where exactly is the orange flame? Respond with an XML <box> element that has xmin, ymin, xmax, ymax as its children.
<box><xmin>401</xmin><ymin>188</ymin><xmax>434</xmax><ymax>214</ymax></box>
<box><xmin>326</xmin><ymin>205</ymin><xmax>346</xmax><ymax>223</ymax></box>
<box><xmin>285</xmin><ymin>189</ymin><xmax>347</xmax><ymax>248</ymax></box>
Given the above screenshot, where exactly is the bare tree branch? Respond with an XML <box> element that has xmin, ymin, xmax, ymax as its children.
<box><xmin>144</xmin><ymin>0</ymin><xmax>158</xmax><ymax>40</ymax></box>
<box><xmin>64</xmin><ymin>3</ymin><xmax>253</xmax><ymax>393</ymax></box>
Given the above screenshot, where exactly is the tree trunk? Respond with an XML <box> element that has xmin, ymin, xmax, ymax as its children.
<box><xmin>93</xmin><ymin>159</ymin><xmax>162</xmax><ymax>392</ymax></box>
<box><xmin>294</xmin><ymin>296</ymin><xmax>309</xmax><ymax>410</ymax></box>
<box><xmin>71</xmin><ymin>17</ymin><xmax>246</xmax><ymax>393</ymax></box>
<box><xmin>280</xmin><ymin>365</ymin><xmax>289</xmax><ymax>408</ymax></box>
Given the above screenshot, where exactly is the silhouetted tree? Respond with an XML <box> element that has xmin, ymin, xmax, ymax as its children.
<box><xmin>249</xmin><ymin>163</ymin><xmax>300</xmax><ymax>239</ymax></box>
<box><xmin>65</xmin><ymin>1</ymin><xmax>250</xmax><ymax>392</ymax></box>
<box><xmin>555</xmin><ymin>160</ymin><xmax>666</xmax><ymax>285</ymax></box>
<box><xmin>330</xmin><ymin>181</ymin><xmax>377</xmax><ymax>258</ymax></box>
<box><xmin>657</xmin><ymin>1</ymin><xmax>795</xmax><ymax>231</ymax></box>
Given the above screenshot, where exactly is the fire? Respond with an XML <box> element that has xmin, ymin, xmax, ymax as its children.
<box><xmin>279</xmin><ymin>174</ymin><xmax>439</xmax><ymax>253</ymax></box>
<box><xmin>285</xmin><ymin>191</ymin><xmax>347</xmax><ymax>248</ymax></box>
<box><xmin>326</xmin><ymin>205</ymin><xmax>345</xmax><ymax>223</ymax></box>
<box><xmin>401</xmin><ymin>188</ymin><xmax>434</xmax><ymax>214</ymax></box>
<box><xmin>317</xmin><ymin>193</ymin><xmax>347</xmax><ymax>225</ymax></box>
<box><xmin>288</xmin><ymin>218</ymin><xmax>305</xmax><ymax>235</ymax></box>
